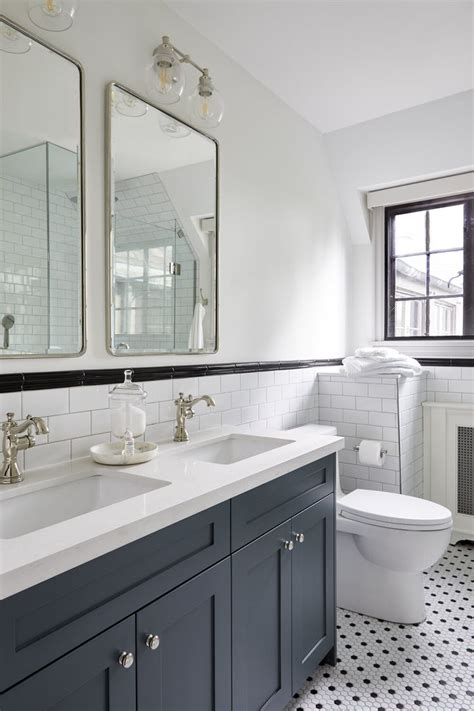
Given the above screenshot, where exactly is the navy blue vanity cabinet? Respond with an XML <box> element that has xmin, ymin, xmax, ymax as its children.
<box><xmin>136</xmin><ymin>559</ymin><xmax>231</xmax><ymax>711</ymax></box>
<box><xmin>0</xmin><ymin>617</ymin><xmax>136</xmax><ymax>711</ymax></box>
<box><xmin>232</xmin><ymin>521</ymin><xmax>293</xmax><ymax>711</ymax></box>
<box><xmin>291</xmin><ymin>494</ymin><xmax>336</xmax><ymax>693</ymax></box>
<box><xmin>231</xmin><ymin>454</ymin><xmax>336</xmax><ymax>711</ymax></box>
<box><xmin>0</xmin><ymin>502</ymin><xmax>230</xmax><ymax>693</ymax></box>
<box><xmin>0</xmin><ymin>453</ymin><xmax>336</xmax><ymax>711</ymax></box>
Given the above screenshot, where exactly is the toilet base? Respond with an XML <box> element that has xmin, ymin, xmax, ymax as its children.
<box><xmin>337</xmin><ymin>531</ymin><xmax>427</xmax><ymax>624</ymax></box>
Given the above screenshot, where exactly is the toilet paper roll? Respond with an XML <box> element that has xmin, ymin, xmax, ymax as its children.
<box><xmin>357</xmin><ymin>440</ymin><xmax>386</xmax><ymax>467</ymax></box>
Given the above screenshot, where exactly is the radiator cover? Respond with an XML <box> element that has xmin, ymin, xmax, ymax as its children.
<box><xmin>457</xmin><ymin>426</ymin><xmax>473</xmax><ymax>516</ymax></box>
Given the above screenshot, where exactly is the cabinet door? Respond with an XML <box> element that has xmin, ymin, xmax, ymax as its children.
<box><xmin>232</xmin><ymin>520</ymin><xmax>292</xmax><ymax>711</ymax></box>
<box><xmin>291</xmin><ymin>494</ymin><xmax>335</xmax><ymax>694</ymax></box>
<box><xmin>136</xmin><ymin>559</ymin><xmax>231</xmax><ymax>711</ymax></box>
<box><xmin>0</xmin><ymin>617</ymin><xmax>135</xmax><ymax>711</ymax></box>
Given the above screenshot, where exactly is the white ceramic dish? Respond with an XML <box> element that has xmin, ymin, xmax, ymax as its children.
<box><xmin>90</xmin><ymin>441</ymin><xmax>159</xmax><ymax>465</ymax></box>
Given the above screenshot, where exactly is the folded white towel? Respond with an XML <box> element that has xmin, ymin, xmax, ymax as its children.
<box><xmin>340</xmin><ymin>348</ymin><xmax>422</xmax><ymax>377</ymax></box>
<box><xmin>355</xmin><ymin>347</ymin><xmax>403</xmax><ymax>361</ymax></box>
<box><xmin>188</xmin><ymin>303</ymin><xmax>205</xmax><ymax>351</ymax></box>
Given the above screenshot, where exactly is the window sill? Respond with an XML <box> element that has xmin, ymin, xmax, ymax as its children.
<box><xmin>373</xmin><ymin>339</ymin><xmax>474</xmax><ymax>361</ymax></box>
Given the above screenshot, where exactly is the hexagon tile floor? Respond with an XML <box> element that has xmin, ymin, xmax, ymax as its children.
<box><xmin>286</xmin><ymin>541</ymin><xmax>473</xmax><ymax>711</ymax></box>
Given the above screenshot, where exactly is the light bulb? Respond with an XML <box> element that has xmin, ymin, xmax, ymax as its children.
<box><xmin>189</xmin><ymin>71</ymin><xmax>224</xmax><ymax>128</ymax></box>
<box><xmin>145</xmin><ymin>37</ymin><xmax>185</xmax><ymax>105</ymax></box>
<box><xmin>0</xmin><ymin>22</ymin><xmax>32</xmax><ymax>53</ymax></box>
<box><xmin>27</xmin><ymin>0</ymin><xmax>78</xmax><ymax>31</ymax></box>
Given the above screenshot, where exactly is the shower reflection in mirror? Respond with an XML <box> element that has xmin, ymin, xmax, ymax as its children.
<box><xmin>0</xmin><ymin>18</ymin><xmax>84</xmax><ymax>357</ymax></box>
<box><xmin>107</xmin><ymin>83</ymin><xmax>218</xmax><ymax>355</ymax></box>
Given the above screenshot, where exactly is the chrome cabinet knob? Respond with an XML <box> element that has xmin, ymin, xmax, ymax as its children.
<box><xmin>145</xmin><ymin>634</ymin><xmax>160</xmax><ymax>650</ymax></box>
<box><xmin>294</xmin><ymin>532</ymin><xmax>305</xmax><ymax>543</ymax></box>
<box><xmin>118</xmin><ymin>651</ymin><xmax>134</xmax><ymax>669</ymax></box>
<box><xmin>283</xmin><ymin>539</ymin><xmax>294</xmax><ymax>551</ymax></box>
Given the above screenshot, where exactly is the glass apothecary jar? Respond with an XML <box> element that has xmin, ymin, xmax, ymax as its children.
<box><xmin>109</xmin><ymin>370</ymin><xmax>147</xmax><ymax>440</ymax></box>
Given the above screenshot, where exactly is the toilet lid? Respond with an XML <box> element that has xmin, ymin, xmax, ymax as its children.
<box><xmin>339</xmin><ymin>490</ymin><xmax>452</xmax><ymax>531</ymax></box>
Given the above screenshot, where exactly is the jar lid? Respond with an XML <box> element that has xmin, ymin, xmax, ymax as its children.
<box><xmin>109</xmin><ymin>369</ymin><xmax>147</xmax><ymax>401</ymax></box>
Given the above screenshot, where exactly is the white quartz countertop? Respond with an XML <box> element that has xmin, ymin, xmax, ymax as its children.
<box><xmin>0</xmin><ymin>426</ymin><xmax>343</xmax><ymax>599</ymax></box>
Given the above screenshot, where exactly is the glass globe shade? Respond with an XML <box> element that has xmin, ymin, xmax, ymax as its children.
<box><xmin>145</xmin><ymin>46</ymin><xmax>185</xmax><ymax>105</ymax></box>
<box><xmin>0</xmin><ymin>22</ymin><xmax>32</xmax><ymax>53</ymax></box>
<box><xmin>27</xmin><ymin>0</ymin><xmax>78</xmax><ymax>32</ymax></box>
<box><xmin>115</xmin><ymin>93</ymin><xmax>148</xmax><ymax>118</ymax></box>
<box><xmin>158</xmin><ymin>114</ymin><xmax>192</xmax><ymax>139</ymax></box>
<box><xmin>189</xmin><ymin>84</ymin><xmax>224</xmax><ymax>129</ymax></box>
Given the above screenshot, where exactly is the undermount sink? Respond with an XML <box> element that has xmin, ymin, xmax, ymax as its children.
<box><xmin>0</xmin><ymin>473</ymin><xmax>170</xmax><ymax>540</ymax></box>
<box><xmin>172</xmin><ymin>433</ymin><xmax>295</xmax><ymax>465</ymax></box>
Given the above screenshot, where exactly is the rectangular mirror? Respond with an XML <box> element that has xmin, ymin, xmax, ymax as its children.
<box><xmin>106</xmin><ymin>83</ymin><xmax>218</xmax><ymax>355</ymax></box>
<box><xmin>0</xmin><ymin>17</ymin><xmax>85</xmax><ymax>357</ymax></box>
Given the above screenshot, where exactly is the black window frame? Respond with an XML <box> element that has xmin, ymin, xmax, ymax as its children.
<box><xmin>385</xmin><ymin>192</ymin><xmax>474</xmax><ymax>340</ymax></box>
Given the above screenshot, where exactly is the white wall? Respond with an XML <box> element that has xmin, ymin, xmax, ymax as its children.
<box><xmin>1</xmin><ymin>0</ymin><xmax>350</xmax><ymax>374</ymax></box>
<box><xmin>324</xmin><ymin>91</ymin><xmax>474</xmax><ymax>352</ymax></box>
<box><xmin>325</xmin><ymin>90</ymin><xmax>474</xmax><ymax>246</ymax></box>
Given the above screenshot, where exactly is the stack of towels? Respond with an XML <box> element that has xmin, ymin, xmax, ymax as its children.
<box><xmin>340</xmin><ymin>347</ymin><xmax>423</xmax><ymax>377</ymax></box>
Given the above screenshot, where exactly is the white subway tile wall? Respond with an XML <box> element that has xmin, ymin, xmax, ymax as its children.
<box><xmin>5</xmin><ymin>366</ymin><xmax>473</xmax><ymax>495</ymax></box>
<box><xmin>12</xmin><ymin>367</ymin><xmax>320</xmax><ymax>472</ymax></box>
<box><xmin>426</xmin><ymin>367</ymin><xmax>474</xmax><ymax>404</ymax></box>
<box><xmin>318</xmin><ymin>372</ymin><xmax>406</xmax><ymax>494</ymax></box>
<box><xmin>0</xmin><ymin>167</ymin><xmax>81</xmax><ymax>354</ymax></box>
<box><xmin>398</xmin><ymin>376</ymin><xmax>427</xmax><ymax>496</ymax></box>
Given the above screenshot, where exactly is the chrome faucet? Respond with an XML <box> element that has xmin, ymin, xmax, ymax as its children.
<box><xmin>1</xmin><ymin>412</ymin><xmax>49</xmax><ymax>484</ymax></box>
<box><xmin>174</xmin><ymin>393</ymin><xmax>216</xmax><ymax>442</ymax></box>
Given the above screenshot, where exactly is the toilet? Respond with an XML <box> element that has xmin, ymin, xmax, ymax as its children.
<box><xmin>287</xmin><ymin>424</ymin><xmax>453</xmax><ymax>624</ymax></box>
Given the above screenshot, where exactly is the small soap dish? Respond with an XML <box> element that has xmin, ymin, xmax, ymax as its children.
<box><xmin>90</xmin><ymin>441</ymin><xmax>158</xmax><ymax>466</ymax></box>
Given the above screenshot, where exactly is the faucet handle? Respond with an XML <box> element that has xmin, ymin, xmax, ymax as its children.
<box><xmin>2</xmin><ymin>413</ymin><xmax>16</xmax><ymax>430</ymax></box>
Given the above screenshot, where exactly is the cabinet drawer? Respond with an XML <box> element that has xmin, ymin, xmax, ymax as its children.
<box><xmin>0</xmin><ymin>616</ymin><xmax>136</xmax><ymax>711</ymax></box>
<box><xmin>0</xmin><ymin>502</ymin><xmax>230</xmax><ymax>692</ymax></box>
<box><xmin>231</xmin><ymin>454</ymin><xmax>334</xmax><ymax>550</ymax></box>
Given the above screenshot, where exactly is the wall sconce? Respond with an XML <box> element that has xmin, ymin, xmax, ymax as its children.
<box><xmin>27</xmin><ymin>0</ymin><xmax>78</xmax><ymax>32</ymax></box>
<box><xmin>146</xmin><ymin>35</ymin><xmax>224</xmax><ymax>128</ymax></box>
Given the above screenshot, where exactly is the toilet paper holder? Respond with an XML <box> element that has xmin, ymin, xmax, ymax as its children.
<box><xmin>353</xmin><ymin>443</ymin><xmax>387</xmax><ymax>455</ymax></box>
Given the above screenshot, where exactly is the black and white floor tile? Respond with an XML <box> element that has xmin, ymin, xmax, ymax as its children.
<box><xmin>287</xmin><ymin>542</ymin><xmax>473</xmax><ymax>711</ymax></box>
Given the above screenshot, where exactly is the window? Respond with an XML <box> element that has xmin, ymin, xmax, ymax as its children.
<box><xmin>385</xmin><ymin>194</ymin><xmax>474</xmax><ymax>339</ymax></box>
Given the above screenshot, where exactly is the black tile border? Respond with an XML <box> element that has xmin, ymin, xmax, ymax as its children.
<box><xmin>417</xmin><ymin>358</ymin><xmax>474</xmax><ymax>368</ymax></box>
<box><xmin>0</xmin><ymin>359</ymin><xmax>342</xmax><ymax>393</ymax></box>
<box><xmin>0</xmin><ymin>357</ymin><xmax>472</xmax><ymax>394</ymax></box>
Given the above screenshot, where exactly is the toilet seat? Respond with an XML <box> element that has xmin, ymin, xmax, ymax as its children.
<box><xmin>339</xmin><ymin>490</ymin><xmax>452</xmax><ymax>531</ymax></box>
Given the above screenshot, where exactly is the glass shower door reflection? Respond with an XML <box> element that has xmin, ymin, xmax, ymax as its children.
<box><xmin>112</xmin><ymin>218</ymin><xmax>196</xmax><ymax>353</ymax></box>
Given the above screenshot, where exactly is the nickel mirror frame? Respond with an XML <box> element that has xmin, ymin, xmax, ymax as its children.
<box><xmin>0</xmin><ymin>14</ymin><xmax>87</xmax><ymax>359</ymax></box>
<box><xmin>105</xmin><ymin>81</ymin><xmax>219</xmax><ymax>356</ymax></box>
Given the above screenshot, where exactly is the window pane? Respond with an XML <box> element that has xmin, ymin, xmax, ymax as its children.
<box><xmin>394</xmin><ymin>299</ymin><xmax>426</xmax><ymax>337</ymax></box>
<box><xmin>429</xmin><ymin>297</ymin><xmax>463</xmax><ymax>336</ymax></box>
<box><xmin>395</xmin><ymin>255</ymin><xmax>427</xmax><ymax>298</ymax></box>
<box><xmin>429</xmin><ymin>204</ymin><xmax>464</xmax><ymax>251</ymax></box>
<box><xmin>393</xmin><ymin>211</ymin><xmax>426</xmax><ymax>255</ymax></box>
<box><xmin>429</xmin><ymin>251</ymin><xmax>463</xmax><ymax>296</ymax></box>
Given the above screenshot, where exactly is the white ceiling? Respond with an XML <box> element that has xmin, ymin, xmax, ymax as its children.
<box><xmin>169</xmin><ymin>0</ymin><xmax>474</xmax><ymax>133</ymax></box>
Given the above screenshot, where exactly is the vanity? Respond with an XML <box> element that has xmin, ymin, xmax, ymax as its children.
<box><xmin>0</xmin><ymin>16</ymin><xmax>341</xmax><ymax>711</ymax></box>
<box><xmin>0</xmin><ymin>427</ymin><xmax>342</xmax><ymax>711</ymax></box>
